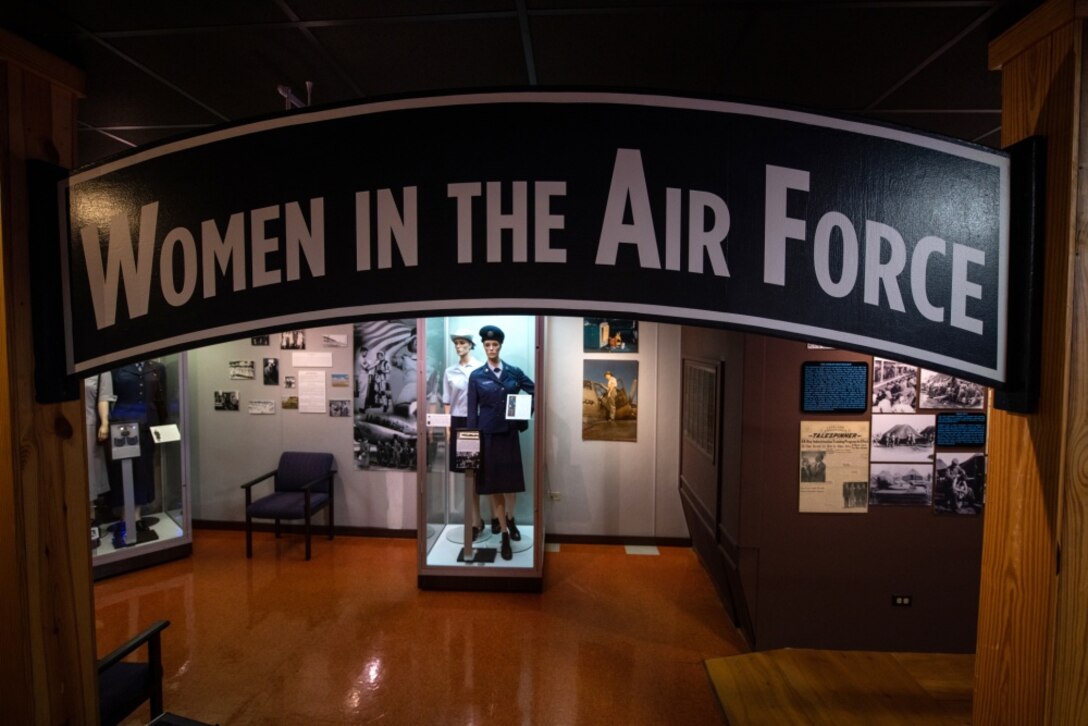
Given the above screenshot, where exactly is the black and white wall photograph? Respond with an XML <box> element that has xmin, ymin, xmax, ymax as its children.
<box><xmin>248</xmin><ymin>400</ymin><xmax>275</xmax><ymax>415</ymax></box>
<box><xmin>933</xmin><ymin>452</ymin><xmax>986</xmax><ymax>516</ymax></box>
<box><xmin>213</xmin><ymin>390</ymin><xmax>239</xmax><ymax>411</ymax></box>
<box><xmin>919</xmin><ymin>370</ymin><xmax>987</xmax><ymax>410</ymax></box>
<box><xmin>262</xmin><ymin>358</ymin><xmax>279</xmax><ymax>385</ymax></box>
<box><xmin>872</xmin><ymin>358</ymin><xmax>918</xmax><ymax>413</ymax></box>
<box><xmin>229</xmin><ymin>360</ymin><xmax>255</xmax><ymax>380</ymax></box>
<box><xmin>280</xmin><ymin>330</ymin><xmax>306</xmax><ymax>350</ymax></box>
<box><xmin>868</xmin><ymin>463</ymin><xmax>934</xmax><ymax>507</ymax></box>
<box><xmin>353</xmin><ymin>319</ymin><xmax>419</xmax><ymax>471</ymax></box>
<box><xmin>870</xmin><ymin>414</ymin><xmax>936</xmax><ymax>463</ymax></box>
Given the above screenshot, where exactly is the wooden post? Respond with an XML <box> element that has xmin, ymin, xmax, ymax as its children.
<box><xmin>980</xmin><ymin>1</ymin><xmax>1088</xmax><ymax>723</ymax></box>
<box><xmin>0</xmin><ymin>29</ymin><xmax>94</xmax><ymax>724</ymax></box>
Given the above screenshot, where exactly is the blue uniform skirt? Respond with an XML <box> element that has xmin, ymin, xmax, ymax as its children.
<box><xmin>477</xmin><ymin>429</ymin><xmax>526</xmax><ymax>494</ymax></box>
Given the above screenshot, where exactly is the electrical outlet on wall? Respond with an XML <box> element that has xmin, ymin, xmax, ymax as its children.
<box><xmin>549</xmin><ymin>491</ymin><xmax>562</xmax><ymax>501</ymax></box>
<box><xmin>891</xmin><ymin>595</ymin><xmax>913</xmax><ymax>607</ymax></box>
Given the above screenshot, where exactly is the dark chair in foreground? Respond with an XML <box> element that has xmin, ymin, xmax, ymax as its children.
<box><xmin>242</xmin><ymin>451</ymin><xmax>336</xmax><ymax>560</ymax></box>
<box><xmin>98</xmin><ymin>619</ymin><xmax>170</xmax><ymax>726</ymax></box>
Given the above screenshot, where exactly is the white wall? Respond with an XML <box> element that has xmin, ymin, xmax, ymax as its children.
<box><xmin>542</xmin><ymin>317</ymin><xmax>685</xmax><ymax>537</ymax></box>
<box><xmin>188</xmin><ymin>323</ymin><xmax>414</xmax><ymax>529</ymax></box>
<box><xmin>188</xmin><ymin>318</ymin><xmax>686</xmax><ymax>538</ymax></box>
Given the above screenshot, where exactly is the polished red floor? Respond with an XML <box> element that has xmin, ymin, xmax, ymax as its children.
<box><xmin>94</xmin><ymin>530</ymin><xmax>747</xmax><ymax>725</ymax></box>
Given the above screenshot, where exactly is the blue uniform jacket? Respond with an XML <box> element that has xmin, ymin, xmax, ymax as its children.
<box><xmin>466</xmin><ymin>361</ymin><xmax>535</xmax><ymax>433</ymax></box>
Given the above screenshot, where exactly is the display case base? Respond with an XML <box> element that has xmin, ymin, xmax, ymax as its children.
<box><xmin>418</xmin><ymin>573</ymin><xmax>543</xmax><ymax>593</ymax></box>
<box><xmin>93</xmin><ymin>542</ymin><xmax>192</xmax><ymax>581</ymax></box>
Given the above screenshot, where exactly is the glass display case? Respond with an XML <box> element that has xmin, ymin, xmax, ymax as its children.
<box><xmin>417</xmin><ymin>315</ymin><xmax>544</xmax><ymax>590</ymax></box>
<box><xmin>88</xmin><ymin>352</ymin><xmax>192</xmax><ymax>579</ymax></box>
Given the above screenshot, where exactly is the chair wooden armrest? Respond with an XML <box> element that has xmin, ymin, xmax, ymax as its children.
<box><xmin>297</xmin><ymin>470</ymin><xmax>337</xmax><ymax>492</ymax></box>
<box><xmin>97</xmin><ymin>619</ymin><xmax>171</xmax><ymax>725</ymax></box>
<box><xmin>239</xmin><ymin>470</ymin><xmax>277</xmax><ymax>491</ymax></box>
<box><xmin>97</xmin><ymin>619</ymin><xmax>170</xmax><ymax>672</ymax></box>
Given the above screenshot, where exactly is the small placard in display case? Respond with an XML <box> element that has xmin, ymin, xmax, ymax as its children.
<box><xmin>455</xmin><ymin>429</ymin><xmax>481</xmax><ymax>470</ymax></box>
<box><xmin>505</xmin><ymin>393</ymin><xmax>533</xmax><ymax>420</ymax></box>
<box><xmin>426</xmin><ymin>412</ymin><xmax>451</xmax><ymax>428</ymax></box>
<box><xmin>150</xmin><ymin>424</ymin><xmax>181</xmax><ymax>443</ymax></box>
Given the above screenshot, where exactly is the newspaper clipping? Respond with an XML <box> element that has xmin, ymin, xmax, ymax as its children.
<box><xmin>799</xmin><ymin>420</ymin><xmax>871</xmax><ymax>513</ymax></box>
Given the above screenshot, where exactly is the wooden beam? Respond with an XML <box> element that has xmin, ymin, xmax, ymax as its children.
<box><xmin>0</xmin><ymin>26</ymin><xmax>84</xmax><ymax>98</ymax></box>
<box><xmin>0</xmin><ymin>37</ymin><xmax>93</xmax><ymax>725</ymax></box>
<box><xmin>979</xmin><ymin>1</ymin><xmax>1088</xmax><ymax>724</ymax></box>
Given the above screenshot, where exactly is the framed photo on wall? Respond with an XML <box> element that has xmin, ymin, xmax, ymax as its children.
<box><xmin>918</xmin><ymin>369</ymin><xmax>986</xmax><ymax>410</ymax></box>
<box><xmin>582</xmin><ymin>359</ymin><xmax>638</xmax><ymax>442</ymax></box>
<box><xmin>583</xmin><ymin>317</ymin><xmax>638</xmax><ymax>353</ymax></box>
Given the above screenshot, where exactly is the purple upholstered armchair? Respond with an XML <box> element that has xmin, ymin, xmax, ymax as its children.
<box><xmin>241</xmin><ymin>451</ymin><xmax>337</xmax><ymax>560</ymax></box>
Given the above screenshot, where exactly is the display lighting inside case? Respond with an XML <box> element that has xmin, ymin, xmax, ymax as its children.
<box><xmin>419</xmin><ymin>315</ymin><xmax>543</xmax><ymax>586</ymax></box>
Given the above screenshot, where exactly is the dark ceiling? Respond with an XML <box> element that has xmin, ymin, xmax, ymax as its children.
<box><xmin>1</xmin><ymin>0</ymin><xmax>1043</xmax><ymax>168</ymax></box>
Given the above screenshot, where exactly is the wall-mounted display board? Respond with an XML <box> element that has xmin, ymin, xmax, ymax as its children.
<box><xmin>801</xmin><ymin>361</ymin><xmax>869</xmax><ymax>413</ymax></box>
<box><xmin>936</xmin><ymin>412</ymin><xmax>987</xmax><ymax>448</ymax></box>
<box><xmin>59</xmin><ymin>91</ymin><xmax>1010</xmax><ymax>386</ymax></box>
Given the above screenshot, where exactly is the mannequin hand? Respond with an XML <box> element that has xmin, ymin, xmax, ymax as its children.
<box><xmin>97</xmin><ymin>423</ymin><xmax>108</xmax><ymax>441</ymax></box>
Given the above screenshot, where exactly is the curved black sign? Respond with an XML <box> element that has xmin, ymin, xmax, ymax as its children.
<box><xmin>62</xmin><ymin>91</ymin><xmax>1009</xmax><ymax>382</ymax></box>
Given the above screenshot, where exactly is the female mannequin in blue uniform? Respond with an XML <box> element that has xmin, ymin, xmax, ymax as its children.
<box><xmin>466</xmin><ymin>325</ymin><xmax>534</xmax><ymax>560</ymax></box>
<box><xmin>107</xmin><ymin>359</ymin><xmax>168</xmax><ymax>509</ymax></box>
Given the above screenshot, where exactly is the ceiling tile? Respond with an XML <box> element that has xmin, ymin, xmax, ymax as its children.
<box><xmin>313</xmin><ymin>17</ymin><xmax>527</xmax><ymax>96</ymax></box>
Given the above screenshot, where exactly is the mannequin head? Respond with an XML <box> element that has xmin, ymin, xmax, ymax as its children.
<box><xmin>450</xmin><ymin>329</ymin><xmax>475</xmax><ymax>359</ymax></box>
<box><xmin>479</xmin><ymin>326</ymin><xmax>504</xmax><ymax>365</ymax></box>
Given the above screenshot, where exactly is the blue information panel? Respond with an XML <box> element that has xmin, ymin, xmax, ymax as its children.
<box><xmin>801</xmin><ymin>361</ymin><xmax>869</xmax><ymax>413</ymax></box>
<box><xmin>936</xmin><ymin>412</ymin><xmax>987</xmax><ymax>448</ymax></box>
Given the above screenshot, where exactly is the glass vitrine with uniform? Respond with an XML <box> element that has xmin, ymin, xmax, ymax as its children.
<box><xmin>417</xmin><ymin>315</ymin><xmax>544</xmax><ymax>590</ymax></box>
<box><xmin>87</xmin><ymin>352</ymin><xmax>192</xmax><ymax>578</ymax></box>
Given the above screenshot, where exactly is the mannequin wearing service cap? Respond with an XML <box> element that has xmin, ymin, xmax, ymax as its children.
<box><xmin>466</xmin><ymin>325</ymin><xmax>535</xmax><ymax>561</ymax></box>
<box><xmin>442</xmin><ymin>329</ymin><xmax>486</xmax><ymax>538</ymax></box>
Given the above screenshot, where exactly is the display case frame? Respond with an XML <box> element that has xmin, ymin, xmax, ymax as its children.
<box><xmin>416</xmin><ymin>316</ymin><xmax>545</xmax><ymax>591</ymax></box>
<box><xmin>91</xmin><ymin>353</ymin><xmax>193</xmax><ymax>580</ymax></box>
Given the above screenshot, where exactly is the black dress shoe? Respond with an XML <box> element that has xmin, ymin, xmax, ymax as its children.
<box><xmin>491</xmin><ymin>517</ymin><xmax>500</xmax><ymax>534</ymax></box>
<box><xmin>506</xmin><ymin>516</ymin><xmax>521</xmax><ymax>541</ymax></box>
<box><xmin>500</xmin><ymin>532</ymin><xmax>512</xmax><ymax>560</ymax></box>
<box><xmin>472</xmin><ymin>525</ymin><xmax>481</xmax><ymax>542</ymax></box>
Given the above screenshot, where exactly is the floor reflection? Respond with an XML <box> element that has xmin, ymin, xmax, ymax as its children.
<box><xmin>94</xmin><ymin>530</ymin><xmax>746</xmax><ymax>725</ymax></box>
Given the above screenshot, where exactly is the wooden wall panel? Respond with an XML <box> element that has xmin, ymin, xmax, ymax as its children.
<box><xmin>0</xmin><ymin>63</ymin><xmax>33</xmax><ymax>726</ymax></box>
<box><xmin>1051</xmin><ymin>21</ymin><xmax>1088</xmax><ymax>722</ymax></box>
<box><xmin>0</xmin><ymin>31</ymin><xmax>93</xmax><ymax>725</ymax></box>
<box><xmin>981</xmin><ymin>2</ymin><xmax>1088</xmax><ymax>724</ymax></box>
